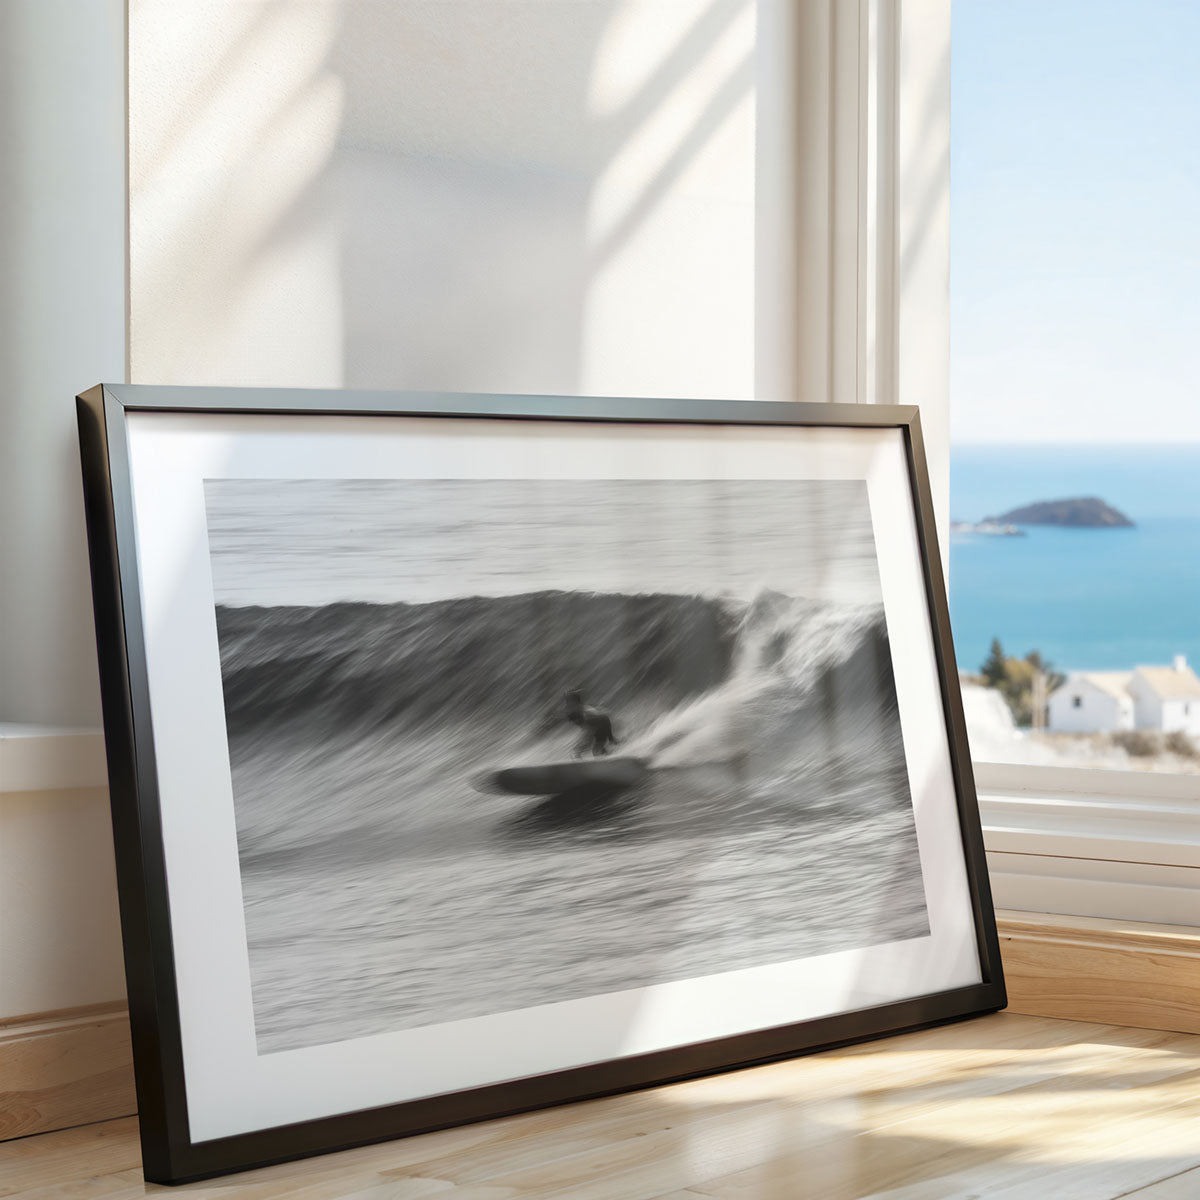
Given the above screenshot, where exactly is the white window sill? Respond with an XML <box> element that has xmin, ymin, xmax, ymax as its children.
<box><xmin>977</xmin><ymin>761</ymin><xmax>1200</xmax><ymax>926</ymax></box>
<box><xmin>0</xmin><ymin>724</ymin><xmax>107</xmax><ymax>793</ymax></box>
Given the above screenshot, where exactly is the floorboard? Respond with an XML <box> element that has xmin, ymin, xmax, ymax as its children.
<box><xmin>4</xmin><ymin>1013</ymin><xmax>1200</xmax><ymax>1199</ymax></box>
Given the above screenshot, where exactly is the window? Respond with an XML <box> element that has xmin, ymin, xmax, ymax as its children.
<box><xmin>950</xmin><ymin>0</ymin><xmax>1200</xmax><ymax>777</ymax></box>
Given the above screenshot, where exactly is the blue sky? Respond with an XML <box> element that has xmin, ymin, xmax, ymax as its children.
<box><xmin>950</xmin><ymin>0</ymin><xmax>1200</xmax><ymax>443</ymax></box>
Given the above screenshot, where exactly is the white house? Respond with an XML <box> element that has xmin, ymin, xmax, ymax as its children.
<box><xmin>1048</xmin><ymin>671</ymin><xmax>1135</xmax><ymax>734</ymax></box>
<box><xmin>1128</xmin><ymin>657</ymin><xmax>1200</xmax><ymax>736</ymax></box>
<box><xmin>1048</xmin><ymin>656</ymin><xmax>1200</xmax><ymax>735</ymax></box>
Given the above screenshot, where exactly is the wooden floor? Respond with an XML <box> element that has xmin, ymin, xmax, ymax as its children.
<box><xmin>6</xmin><ymin>1013</ymin><xmax>1200</xmax><ymax>1199</ymax></box>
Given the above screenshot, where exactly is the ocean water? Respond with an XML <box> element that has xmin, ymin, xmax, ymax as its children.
<box><xmin>204</xmin><ymin>478</ymin><xmax>883</xmax><ymax>608</ymax></box>
<box><xmin>203</xmin><ymin>478</ymin><xmax>928</xmax><ymax>1054</ymax></box>
<box><xmin>950</xmin><ymin>444</ymin><xmax>1200</xmax><ymax>675</ymax></box>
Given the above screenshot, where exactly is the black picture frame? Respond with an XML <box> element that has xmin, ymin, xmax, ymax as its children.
<box><xmin>77</xmin><ymin>383</ymin><xmax>1005</xmax><ymax>1185</ymax></box>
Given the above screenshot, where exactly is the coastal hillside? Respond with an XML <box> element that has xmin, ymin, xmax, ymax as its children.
<box><xmin>987</xmin><ymin>496</ymin><xmax>1134</xmax><ymax>527</ymax></box>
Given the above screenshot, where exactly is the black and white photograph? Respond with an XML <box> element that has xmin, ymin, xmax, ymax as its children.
<box><xmin>80</xmin><ymin>388</ymin><xmax>1002</xmax><ymax>1180</ymax></box>
<box><xmin>203</xmin><ymin>475</ymin><xmax>930</xmax><ymax>1055</ymax></box>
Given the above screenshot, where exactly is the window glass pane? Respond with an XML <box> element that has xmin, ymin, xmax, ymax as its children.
<box><xmin>950</xmin><ymin>0</ymin><xmax>1200</xmax><ymax>774</ymax></box>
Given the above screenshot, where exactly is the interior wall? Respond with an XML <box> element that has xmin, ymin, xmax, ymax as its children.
<box><xmin>129</xmin><ymin>0</ymin><xmax>797</xmax><ymax>402</ymax></box>
<box><xmin>0</xmin><ymin>788</ymin><xmax>125</xmax><ymax>1019</ymax></box>
<box><xmin>0</xmin><ymin>0</ymin><xmax>125</xmax><ymax>1023</ymax></box>
<box><xmin>0</xmin><ymin>0</ymin><xmax>125</xmax><ymax>727</ymax></box>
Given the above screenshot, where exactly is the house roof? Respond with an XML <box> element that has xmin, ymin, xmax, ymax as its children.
<box><xmin>1067</xmin><ymin>671</ymin><xmax>1133</xmax><ymax>702</ymax></box>
<box><xmin>1133</xmin><ymin>665</ymin><xmax>1200</xmax><ymax>701</ymax></box>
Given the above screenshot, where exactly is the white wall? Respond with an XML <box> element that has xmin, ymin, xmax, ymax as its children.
<box><xmin>1126</xmin><ymin>678</ymin><xmax>1200</xmax><ymax>735</ymax></box>
<box><xmin>129</xmin><ymin>0</ymin><xmax>799</xmax><ymax>403</ymax></box>
<box><xmin>1129</xmin><ymin>677</ymin><xmax>1162</xmax><ymax>732</ymax></box>
<box><xmin>0</xmin><ymin>788</ymin><xmax>126</xmax><ymax>1017</ymax></box>
<box><xmin>1048</xmin><ymin>682</ymin><xmax>1123</xmax><ymax>735</ymax></box>
<box><xmin>0</xmin><ymin>0</ymin><xmax>125</xmax><ymax>727</ymax></box>
<box><xmin>0</xmin><ymin>0</ymin><xmax>126</xmax><ymax>1020</ymax></box>
<box><xmin>1161</xmin><ymin>700</ymin><xmax>1200</xmax><ymax>737</ymax></box>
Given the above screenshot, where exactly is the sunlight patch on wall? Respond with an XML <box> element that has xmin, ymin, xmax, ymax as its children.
<box><xmin>130</xmin><ymin>0</ymin><xmax>345</xmax><ymax>386</ymax></box>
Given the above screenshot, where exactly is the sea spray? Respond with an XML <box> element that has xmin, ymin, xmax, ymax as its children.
<box><xmin>628</xmin><ymin>589</ymin><xmax>891</xmax><ymax>770</ymax></box>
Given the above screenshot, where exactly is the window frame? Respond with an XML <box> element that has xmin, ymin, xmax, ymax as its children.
<box><xmin>873</xmin><ymin>0</ymin><xmax>1200</xmax><ymax>924</ymax></box>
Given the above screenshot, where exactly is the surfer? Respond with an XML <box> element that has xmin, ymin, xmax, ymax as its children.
<box><xmin>561</xmin><ymin>689</ymin><xmax>620</xmax><ymax>757</ymax></box>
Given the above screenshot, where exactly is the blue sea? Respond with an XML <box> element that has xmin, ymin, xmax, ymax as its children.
<box><xmin>950</xmin><ymin>445</ymin><xmax>1200</xmax><ymax>676</ymax></box>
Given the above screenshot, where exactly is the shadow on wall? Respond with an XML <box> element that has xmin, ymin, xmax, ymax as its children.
<box><xmin>329</xmin><ymin>0</ymin><xmax>616</xmax><ymax>394</ymax></box>
<box><xmin>331</xmin><ymin>0</ymin><xmax>755</xmax><ymax>396</ymax></box>
<box><xmin>129</xmin><ymin>0</ymin><xmax>761</xmax><ymax>399</ymax></box>
<box><xmin>0</xmin><ymin>0</ymin><xmax>123</xmax><ymax>725</ymax></box>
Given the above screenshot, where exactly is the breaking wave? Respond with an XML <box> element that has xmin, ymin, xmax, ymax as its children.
<box><xmin>624</xmin><ymin>589</ymin><xmax>894</xmax><ymax>769</ymax></box>
<box><xmin>216</xmin><ymin>590</ymin><xmax>739</xmax><ymax>734</ymax></box>
<box><xmin>216</xmin><ymin>588</ymin><xmax>899</xmax><ymax>769</ymax></box>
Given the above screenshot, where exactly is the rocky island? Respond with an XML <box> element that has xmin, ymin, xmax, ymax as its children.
<box><xmin>986</xmin><ymin>496</ymin><xmax>1134</xmax><ymax>528</ymax></box>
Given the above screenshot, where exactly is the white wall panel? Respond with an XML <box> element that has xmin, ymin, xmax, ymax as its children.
<box><xmin>129</xmin><ymin>0</ymin><xmax>799</xmax><ymax>403</ymax></box>
<box><xmin>0</xmin><ymin>789</ymin><xmax>125</xmax><ymax>1018</ymax></box>
<box><xmin>0</xmin><ymin>0</ymin><xmax>125</xmax><ymax>727</ymax></box>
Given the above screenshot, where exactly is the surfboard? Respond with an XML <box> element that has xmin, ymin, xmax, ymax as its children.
<box><xmin>474</xmin><ymin>756</ymin><xmax>650</xmax><ymax>797</ymax></box>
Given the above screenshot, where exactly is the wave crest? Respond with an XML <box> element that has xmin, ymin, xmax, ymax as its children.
<box><xmin>215</xmin><ymin>591</ymin><xmax>742</xmax><ymax>735</ymax></box>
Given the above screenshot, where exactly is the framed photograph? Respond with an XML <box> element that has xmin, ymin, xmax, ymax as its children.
<box><xmin>77</xmin><ymin>384</ymin><xmax>1003</xmax><ymax>1184</ymax></box>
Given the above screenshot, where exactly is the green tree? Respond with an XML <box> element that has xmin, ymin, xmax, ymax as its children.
<box><xmin>1002</xmin><ymin>656</ymin><xmax>1037</xmax><ymax>726</ymax></box>
<box><xmin>1023</xmin><ymin>649</ymin><xmax>1064</xmax><ymax>694</ymax></box>
<box><xmin>981</xmin><ymin>638</ymin><xmax>1007</xmax><ymax>689</ymax></box>
<box><xmin>979</xmin><ymin>640</ymin><xmax>1064</xmax><ymax>728</ymax></box>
